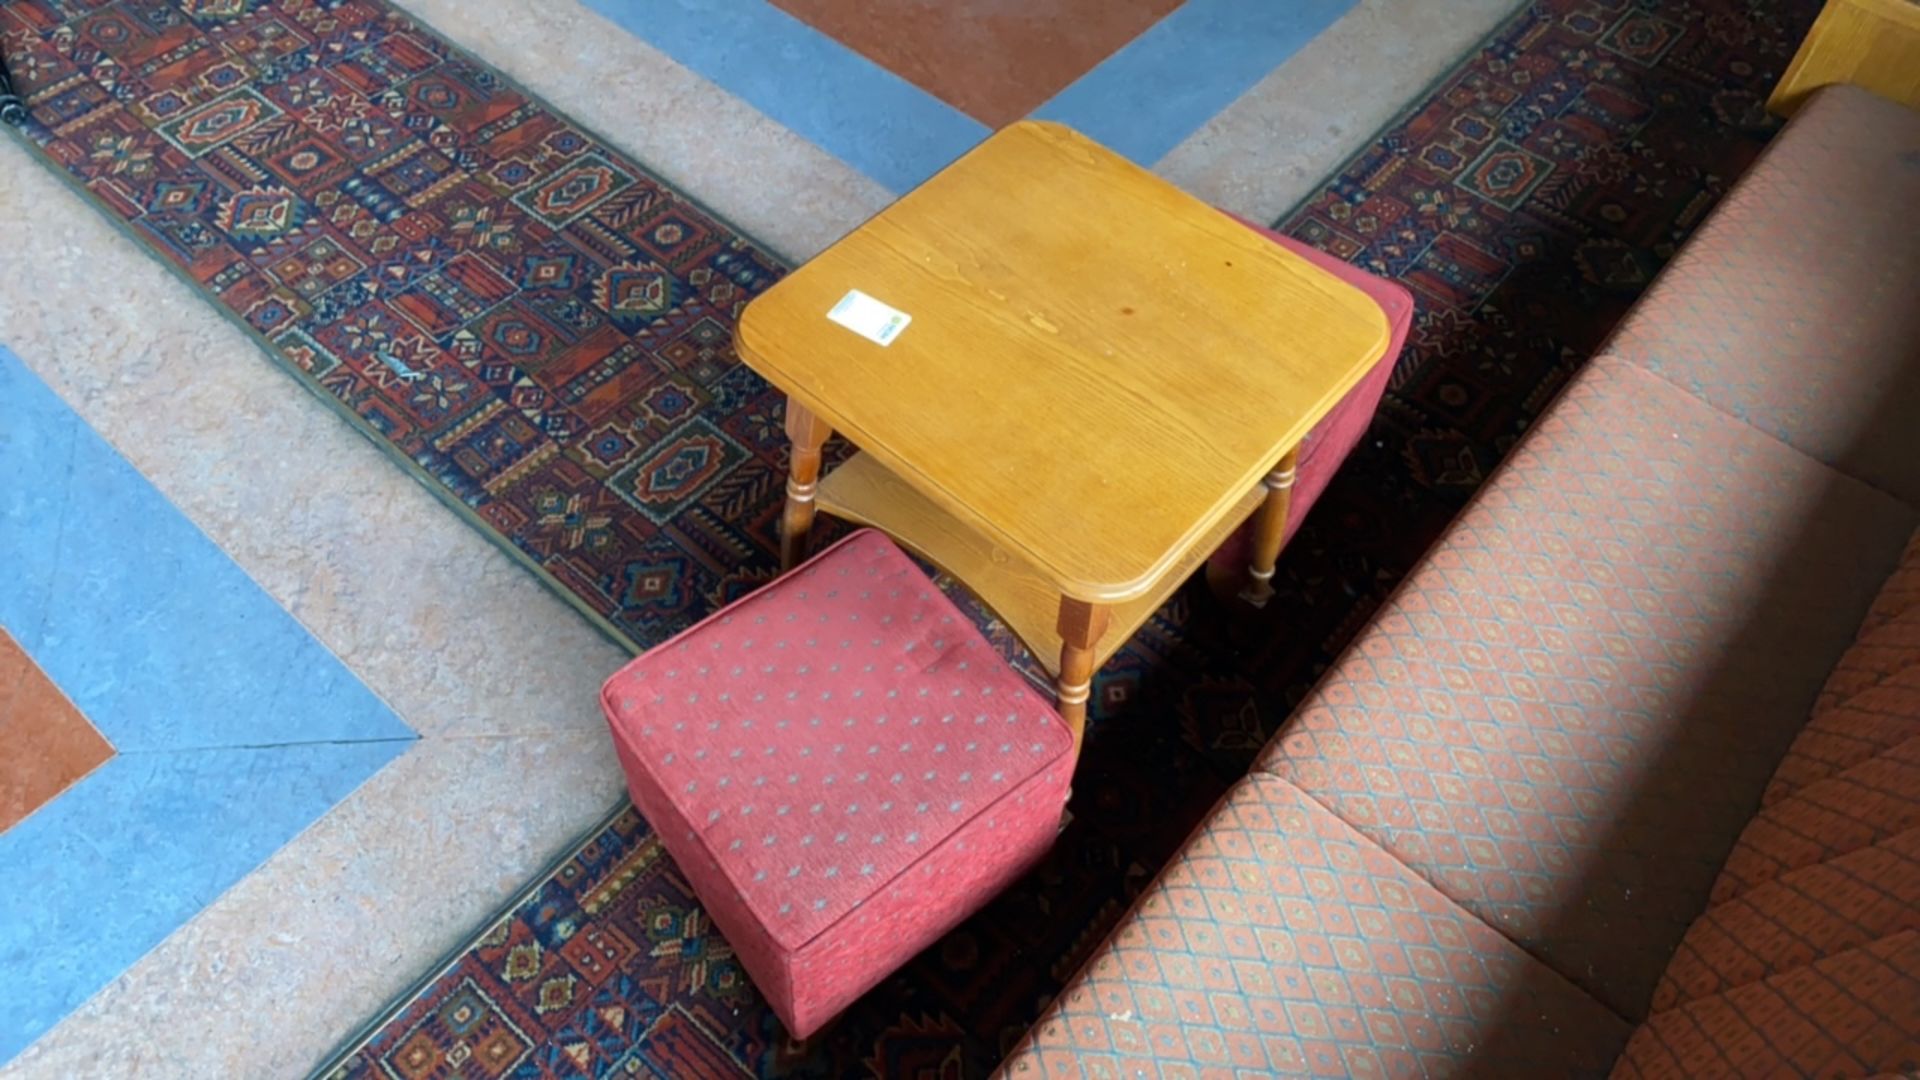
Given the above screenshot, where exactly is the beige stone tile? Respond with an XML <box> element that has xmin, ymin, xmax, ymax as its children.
<box><xmin>0</xmin><ymin>0</ymin><xmax>883</xmax><ymax>1067</ymax></box>
<box><xmin>1155</xmin><ymin>0</ymin><xmax>1524</xmax><ymax>220</ymax></box>
<box><xmin>0</xmin><ymin>730</ymin><xmax>627</xmax><ymax>1080</ymax></box>
<box><xmin>393</xmin><ymin>0</ymin><xmax>892</xmax><ymax>262</ymax></box>
<box><xmin>0</xmin><ymin>630</ymin><xmax>114</xmax><ymax>833</ymax></box>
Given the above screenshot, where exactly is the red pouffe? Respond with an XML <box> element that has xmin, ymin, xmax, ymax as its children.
<box><xmin>1205</xmin><ymin>215</ymin><xmax>1416</xmax><ymax>588</ymax></box>
<box><xmin>600</xmin><ymin>529</ymin><xmax>1076</xmax><ymax>1038</ymax></box>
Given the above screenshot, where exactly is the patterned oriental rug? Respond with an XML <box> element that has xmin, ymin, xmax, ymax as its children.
<box><xmin>0</xmin><ymin>0</ymin><xmax>1819</xmax><ymax>1075</ymax></box>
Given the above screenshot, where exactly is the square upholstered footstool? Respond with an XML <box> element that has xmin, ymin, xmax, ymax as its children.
<box><xmin>600</xmin><ymin>530</ymin><xmax>1076</xmax><ymax>1038</ymax></box>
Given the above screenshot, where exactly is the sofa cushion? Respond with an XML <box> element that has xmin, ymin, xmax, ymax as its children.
<box><xmin>1865</xmin><ymin>531</ymin><xmax>1920</xmax><ymax>635</ymax></box>
<box><xmin>1710</xmin><ymin>735</ymin><xmax>1920</xmax><ymax>905</ymax></box>
<box><xmin>1765</xmin><ymin>691</ymin><xmax>1920</xmax><ymax>805</ymax></box>
<box><xmin>1610</xmin><ymin>932</ymin><xmax>1920</xmax><ymax>1079</ymax></box>
<box><xmin>1256</xmin><ymin>355</ymin><xmax>1919</xmax><ymax>1019</ymax></box>
<box><xmin>994</xmin><ymin>774</ymin><xmax>1631</xmax><ymax>1080</ymax></box>
<box><xmin>1649</xmin><ymin>829</ymin><xmax>1920</xmax><ymax>1011</ymax></box>
<box><xmin>600</xmin><ymin>529</ymin><xmax>1075</xmax><ymax>1036</ymax></box>
<box><xmin>1811</xmin><ymin>621</ymin><xmax>1920</xmax><ymax>717</ymax></box>
<box><xmin>1773</xmin><ymin>531</ymin><xmax>1920</xmax><ymax>802</ymax></box>
<box><xmin>1627</xmin><ymin>536</ymin><xmax>1920</xmax><ymax>1060</ymax></box>
<box><xmin>1599</xmin><ymin>83</ymin><xmax>1920</xmax><ymax>506</ymax></box>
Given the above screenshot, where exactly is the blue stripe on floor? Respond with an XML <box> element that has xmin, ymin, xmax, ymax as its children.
<box><xmin>1033</xmin><ymin>0</ymin><xmax>1359</xmax><ymax>165</ymax></box>
<box><xmin>577</xmin><ymin>0</ymin><xmax>988</xmax><ymax>193</ymax></box>
<box><xmin>0</xmin><ymin>348</ymin><xmax>415</xmax><ymax>1065</ymax></box>
<box><xmin>581</xmin><ymin>0</ymin><xmax>1356</xmax><ymax>192</ymax></box>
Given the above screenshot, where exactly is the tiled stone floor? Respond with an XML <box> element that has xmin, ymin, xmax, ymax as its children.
<box><xmin>0</xmin><ymin>0</ymin><xmax>1518</xmax><ymax>1073</ymax></box>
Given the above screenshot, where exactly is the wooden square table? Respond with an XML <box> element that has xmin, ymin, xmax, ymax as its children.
<box><xmin>735</xmin><ymin>121</ymin><xmax>1390</xmax><ymax>748</ymax></box>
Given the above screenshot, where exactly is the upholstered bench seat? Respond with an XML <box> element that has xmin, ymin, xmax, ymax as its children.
<box><xmin>1599</xmin><ymin>84</ymin><xmax>1920</xmax><ymax>506</ymax></box>
<box><xmin>601</xmin><ymin>529</ymin><xmax>1075</xmax><ymax>1038</ymax></box>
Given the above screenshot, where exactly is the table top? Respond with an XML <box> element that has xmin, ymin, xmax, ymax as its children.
<box><xmin>736</xmin><ymin>121</ymin><xmax>1390</xmax><ymax>603</ymax></box>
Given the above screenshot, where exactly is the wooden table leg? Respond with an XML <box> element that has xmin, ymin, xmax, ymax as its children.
<box><xmin>780</xmin><ymin>397</ymin><xmax>831</xmax><ymax>571</ymax></box>
<box><xmin>1055</xmin><ymin>597</ymin><xmax>1111</xmax><ymax>753</ymax></box>
<box><xmin>1239</xmin><ymin>447</ymin><xmax>1299</xmax><ymax>609</ymax></box>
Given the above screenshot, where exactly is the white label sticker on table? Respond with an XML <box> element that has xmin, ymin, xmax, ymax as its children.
<box><xmin>827</xmin><ymin>289</ymin><xmax>912</xmax><ymax>346</ymax></box>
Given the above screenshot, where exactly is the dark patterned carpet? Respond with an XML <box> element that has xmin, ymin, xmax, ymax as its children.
<box><xmin>0</xmin><ymin>0</ymin><xmax>1820</xmax><ymax>1076</ymax></box>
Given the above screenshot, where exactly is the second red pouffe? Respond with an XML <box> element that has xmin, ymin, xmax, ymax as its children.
<box><xmin>600</xmin><ymin>529</ymin><xmax>1076</xmax><ymax>1038</ymax></box>
<box><xmin>1206</xmin><ymin>215</ymin><xmax>1416</xmax><ymax>583</ymax></box>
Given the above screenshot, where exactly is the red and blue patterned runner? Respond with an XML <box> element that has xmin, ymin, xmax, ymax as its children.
<box><xmin>3</xmin><ymin>0</ymin><xmax>792</xmax><ymax>653</ymax></box>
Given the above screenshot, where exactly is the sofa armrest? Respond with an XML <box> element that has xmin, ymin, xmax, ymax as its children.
<box><xmin>1769</xmin><ymin>0</ymin><xmax>1920</xmax><ymax>117</ymax></box>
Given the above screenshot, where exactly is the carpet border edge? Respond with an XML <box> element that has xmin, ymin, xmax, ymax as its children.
<box><xmin>303</xmin><ymin>800</ymin><xmax>635</xmax><ymax>1079</ymax></box>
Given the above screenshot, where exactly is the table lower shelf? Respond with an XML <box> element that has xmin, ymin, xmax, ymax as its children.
<box><xmin>816</xmin><ymin>452</ymin><xmax>1266</xmax><ymax>678</ymax></box>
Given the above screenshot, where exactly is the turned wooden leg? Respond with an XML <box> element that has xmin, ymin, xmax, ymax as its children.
<box><xmin>1204</xmin><ymin>550</ymin><xmax>1244</xmax><ymax>604</ymax></box>
<box><xmin>1055</xmin><ymin>597</ymin><xmax>1112</xmax><ymax>754</ymax></box>
<box><xmin>1240</xmin><ymin>448</ymin><xmax>1299</xmax><ymax>609</ymax></box>
<box><xmin>779</xmin><ymin>397</ymin><xmax>830</xmax><ymax>571</ymax></box>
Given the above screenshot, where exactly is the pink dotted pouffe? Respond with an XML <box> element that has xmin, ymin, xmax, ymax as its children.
<box><xmin>599</xmin><ymin>529</ymin><xmax>1076</xmax><ymax>1038</ymax></box>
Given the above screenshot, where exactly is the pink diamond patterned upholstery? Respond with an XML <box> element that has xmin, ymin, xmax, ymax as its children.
<box><xmin>1206</xmin><ymin>219</ymin><xmax>1416</xmax><ymax>577</ymax></box>
<box><xmin>601</xmin><ymin>530</ymin><xmax>1074</xmax><ymax>1038</ymax></box>
<box><xmin>1612</xmin><ymin>533</ymin><xmax>1920</xmax><ymax>1073</ymax></box>
<box><xmin>997</xmin><ymin>81</ymin><xmax>1920</xmax><ymax>1079</ymax></box>
<box><xmin>1601</xmin><ymin>84</ymin><xmax>1920</xmax><ymax>505</ymax></box>
<box><xmin>1769</xmin><ymin>539</ymin><xmax>1920</xmax><ymax>803</ymax></box>
<box><xmin>995</xmin><ymin>774</ymin><xmax>1632</xmax><ymax>1079</ymax></box>
<box><xmin>1256</xmin><ymin>355</ymin><xmax>1917</xmax><ymax>1018</ymax></box>
<box><xmin>1768</xmin><ymin>677</ymin><xmax>1920</xmax><ymax>805</ymax></box>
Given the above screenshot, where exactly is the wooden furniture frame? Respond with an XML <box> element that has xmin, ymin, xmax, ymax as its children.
<box><xmin>1770</xmin><ymin>0</ymin><xmax>1920</xmax><ymax>116</ymax></box>
<box><xmin>735</xmin><ymin>122</ymin><xmax>1389</xmax><ymax>748</ymax></box>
